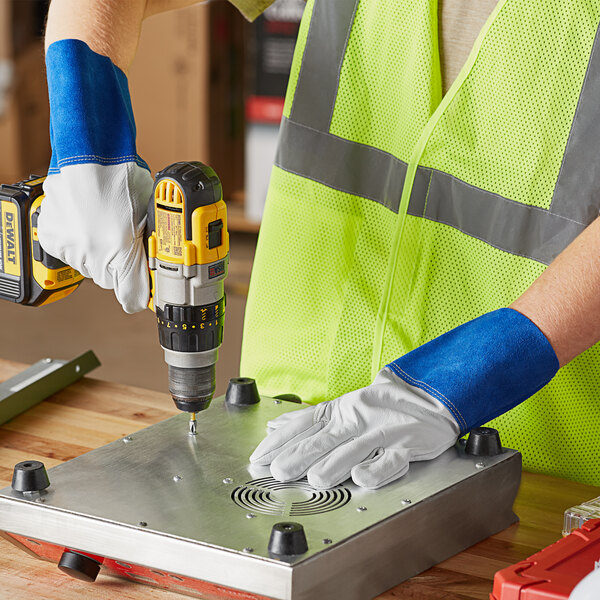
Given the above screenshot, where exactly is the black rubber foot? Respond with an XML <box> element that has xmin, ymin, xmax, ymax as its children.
<box><xmin>12</xmin><ymin>461</ymin><xmax>50</xmax><ymax>492</ymax></box>
<box><xmin>465</xmin><ymin>427</ymin><xmax>503</xmax><ymax>456</ymax></box>
<box><xmin>268</xmin><ymin>522</ymin><xmax>308</xmax><ymax>556</ymax></box>
<box><xmin>226</xmin><ymin>378</ymin><xmax>260</xmax><ymax>406</ymax></box>
<box><xmin>58</xmin><ymin>550</ymin><xmax>101</xmax><ymax>582</ymax></box>
<box><xmin>273</xmin><ymin>393</ymin><xmax>302</xmax><ymax>404</ymax></box>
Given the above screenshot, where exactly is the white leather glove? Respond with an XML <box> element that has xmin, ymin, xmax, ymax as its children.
<box><xmin>250</xmin><ymin>309</ymin><xmax>559</xmax><ymax>490</ymax></box>
<box><xmin>250</xmin><ymin>367</ymin><xmax>460</xmax><ymax>489</ymax></box>
<box><xmin>42</xmin><ymin>39</ymin><xmax>152</xmax><ymax>313</ymax></box>
<box><xmin>38</xmin><ymin>163</ymin><xmax>153</xmax><ymax>313</ymax></box>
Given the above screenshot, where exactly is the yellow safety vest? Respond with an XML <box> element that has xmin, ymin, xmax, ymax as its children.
<box><xmin>242</xmin><ymin>0</ymin><xmax>600</xmax><ymax>485</ymax></box>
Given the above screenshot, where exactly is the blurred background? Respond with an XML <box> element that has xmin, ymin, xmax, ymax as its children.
<box><xmin>0</xmin><ymin>0</ymin><xmax>304</xmax><ymax>397</ymax></box>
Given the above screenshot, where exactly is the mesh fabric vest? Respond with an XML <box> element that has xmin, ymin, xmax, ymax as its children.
<box><xmin>241</xmin><ymin>0</ymin><xmax>600</xmax><ymax>485</ymax></box>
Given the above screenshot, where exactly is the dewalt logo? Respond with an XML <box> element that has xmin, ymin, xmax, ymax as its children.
<box><xmin>1</xmin><ymin>202</ymin><xmax>20</xmax><ymax>276</ymax></box>
<box><xmin>5</xmin><ymin>214</ymin><xmax>16</xmax><ymax>264</ymax></box>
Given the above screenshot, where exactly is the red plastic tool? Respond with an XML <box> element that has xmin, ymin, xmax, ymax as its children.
<box><xmin>491</xmin><ymin>518</ymin><xmax>600</xmax><ymax>599</ymax></box>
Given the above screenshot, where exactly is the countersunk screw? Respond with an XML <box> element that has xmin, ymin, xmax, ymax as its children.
<box><xmin>475</xmin><ymin>462</ymin><xmax>486</xmax><ymax>469</ymax></box>
<box><xmin>123</xmin><ymin>436</ymin><xmax>133</xmax><ymax>444</ymax></box>
<box><xmin>139</xmin><ymin>521</ymin><xmax>148</xmax><ymax>527</ymax></box>
<box><xmin>223</xmin><ymin>477</ymin><xmax>233</xmax><ymax>484</ymax></box>
<box><xmin>322</xmin><ymin>538</ymin><xmax>333</xmax><ymax>545</ymax></box>
<box><xmin>246</xmin><ymin>513</ymin><xmax>256</xmax><ymax>519</ymax></box>
<box><xmin>356</xmin><ymin>506</ymin><xmax>367</xmax><ymax>512</ymax></box>
<box><xmin>173</xmin><ymin>475</ymin><xmax>182</xmax><ymax>482</ymax></box>
<box><xmin>402</xmin><ymin>499</ymin><xmax>411</xmax><ymax>505</ymax></box>
<box><xmin>243</xmin><ymin>547</ymin><xmax>254</xmax><ymax>553</ymax></box>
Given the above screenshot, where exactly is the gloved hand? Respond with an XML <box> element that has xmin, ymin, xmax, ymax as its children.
<box><xmin>251</xmin><ymin>308</ymin><xmax>559</xmax><ymax>489</ymax></box>
<box><xmin>37</xmin><ymin>39</ymin><xmax>152</xmax><ymax>313</ymax></box>
<box><xmin>251</xmin><ymin>368</ymin><xmax>460</xmax><ymax>489</ymax></box>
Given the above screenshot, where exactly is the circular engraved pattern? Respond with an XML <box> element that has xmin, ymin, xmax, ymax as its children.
<box><xmin>231</xmin><ymin>477</ymin><xmax>352</xmax><ymax>517</ymax></box>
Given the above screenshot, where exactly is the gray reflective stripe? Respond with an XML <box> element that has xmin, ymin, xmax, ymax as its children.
<box><xmin>289</xmin><ymin>0</ymin><xmax>359</xmax><ymax>130</ymax></box>
<box><xmin>408</xmin><ymin>168</ymin><xmax>586</xmax><ymax>265</ymax></box>
<box><xmin>278</xmin><ymin>0</ymin><xmax>598</xmax><ymax>265</ymax></box>
<box><xmin>276</xmin><ymin>119</ymin><xmax>585</xmax><ymax>265</ymax></box>
<box><xmin>550</xmin><ymin>23</ymin><xmax>600</xmax><ymax>224</ymax></box>
<box><xmin>275</xmin><ymin>118</ymin><xmax>407</xmax><ymax>211</ymax></box>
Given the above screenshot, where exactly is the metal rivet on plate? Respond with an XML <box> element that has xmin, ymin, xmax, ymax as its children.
<box><xmin>35</xmin><ymin>497</ymin><xmax>45</xmax><ymax>503</ymax></box>
<box><xmin>356</xmin><ymin>506</ymin><xmax>367</xmax><ymax>512</ymax></box>
<box><xmin>43</xmin><ymin>358</ymin><xmax>52</xmax><ymax>363</ymax></box>
<box><xmin>273</xmin><ymin>400</ymin><xmax>282</xmax><ymax>405</ymax></box>
<box><xmin>243</xmin><ymin>547</ymin><xmax>254</xmax><ymax>553</ymax></box>
<box><xmin>173</xmin><ymin>475</ymin><xmax>182</xmax><ymax>482</ymax></box>
<box><xmin>139</xmin><ymin>521</ymin><xmax>148</xmax><ymax>527</ymax></box>
<box><xmin>223</xmin><ymin>477</ymin><xmax>233</xmax><ymax>484</ymax></box>
<box><xmin>123</xmin><ymin>436</ymin><xmax>133</xmax><ymax>443</ymax></box>
<box><xmin>402</xmin><ymin>499</ymin><xmax>411</xmax><ymax>505</ymax></box>
<box><xmin>475</xmin><ymin>462</ymin><xmax>486</xmax><ymax>469</ymax></box>
<box><xmin>246</xmin><ymin>513</ymin><xmax>256</xmax><ymax>519</ymax></box>
<box><xmin>323</xmin><ymin>538</ymin><xmax>333</xmax><ymax>545</ymax></box>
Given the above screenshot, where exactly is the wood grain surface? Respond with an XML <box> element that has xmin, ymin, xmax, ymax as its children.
<box><xmin>0</xmin><ymin>359</ymin><xmax>598</xmax><ymax>600</ymax></box>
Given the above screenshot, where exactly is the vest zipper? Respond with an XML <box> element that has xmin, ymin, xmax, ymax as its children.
<box><xmin>371</xmin><ymin>0</ymin><xmax>509</xmax><ymax>377</ymax></box>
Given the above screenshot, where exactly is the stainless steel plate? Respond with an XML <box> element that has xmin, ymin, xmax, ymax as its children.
<box><xmin>0</xmin><ymin>395</ymin><xmax>521</xmax><ymax>600</ymax></box>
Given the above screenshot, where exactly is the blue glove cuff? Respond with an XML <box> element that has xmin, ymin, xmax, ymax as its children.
<box><xmin>386</xmin><ymin>308</ymin><xmax>559</xmax><ymax>435</ymax></box>
<box><xmin>46</xmin><ymin>39</ymin><xmax>148</xmax><ymax>174</ymax></box>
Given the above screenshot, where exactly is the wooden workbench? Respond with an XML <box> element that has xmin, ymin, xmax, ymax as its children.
<box><xmin>0</xmin><ymin>358</ymin><xmax>598</xmax><ymax>600</ymax></box>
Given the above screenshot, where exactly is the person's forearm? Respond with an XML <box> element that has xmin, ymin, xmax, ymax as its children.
<box><xmin>510</xmin><ymin>215</ymin><xmax>600</xmax><ymax>367</ymax></box>
<box><xmin>45</xmin><ymin>0</ymin><xmax>202</xmax><ymax>72</ymax></box>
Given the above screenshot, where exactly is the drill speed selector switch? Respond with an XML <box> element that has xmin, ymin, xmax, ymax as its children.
<box><xmin>146</xmin><ymin>162</ymin><xmax>229</xmax><ymax>425</ymax></box>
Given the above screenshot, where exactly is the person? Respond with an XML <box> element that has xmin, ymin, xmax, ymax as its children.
<box><xmin>38</xmin><ymin>0</ymin><xmax>600</xmax><ymax>593</ymax></box>
<box><xmin>40</xmin><ymin>0</ymin><xmax>600</xmax><ymax>489</ymax></box>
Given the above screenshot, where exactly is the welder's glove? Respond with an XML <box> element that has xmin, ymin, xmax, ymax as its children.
<box><xmin>37</xmin><ymin>39</ymin><xmax>152</xmax><ymax>314</ymax></box>
<box><xmin>250</xmin><ymin>308</ymin><xmax>559</xmax><ymax>489</ymax></box>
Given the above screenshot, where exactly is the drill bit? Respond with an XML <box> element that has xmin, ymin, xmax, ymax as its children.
<box><xmin>189</xmin><ymin>412</ymin><xmax>197</xmax><ymax>436</ymax></box>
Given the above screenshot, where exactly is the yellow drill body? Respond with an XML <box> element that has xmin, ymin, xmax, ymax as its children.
<box><xmin>147</xmin><ymin>162</ymin><xmax>229</xmax><ymax>419</ymax></box>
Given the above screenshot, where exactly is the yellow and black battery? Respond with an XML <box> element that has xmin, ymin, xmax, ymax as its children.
<box><xmin>0</xmin><ymin>176</ymin><xmax>83</xmax><ymax>306</ymax></box>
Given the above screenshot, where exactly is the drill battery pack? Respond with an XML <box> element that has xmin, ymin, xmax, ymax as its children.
<box><xmin>0</xmin><ymin>175</ymin><xmax>83</xmax><ymax>306</ymax></box>
<box><xmin>491</xmin><ymin>518</ymin><xmax>600</xmax><ymax>599</ymax></box>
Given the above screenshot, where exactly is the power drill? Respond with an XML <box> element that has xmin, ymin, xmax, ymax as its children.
<box><xmin>146</xmin><ymin>162</ymin><xmax>228</xmax><ymax>433</ymax></box>
<box><xmin>0</xmin><ymin>162</ymin><xmax>228</xmax><ymax>433</ymax></box>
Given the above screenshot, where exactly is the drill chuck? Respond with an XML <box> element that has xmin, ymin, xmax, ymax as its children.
<box><xmin>168</xmin><ymin>364</ymin><xmax>215</xmax><ymax>413</ymax></box>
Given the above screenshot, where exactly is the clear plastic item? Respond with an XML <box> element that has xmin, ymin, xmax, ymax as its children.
<box><xmin>563</xmin><ymin>496</ymin><xmax>600</xmax><ymax>536</ymax></box>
